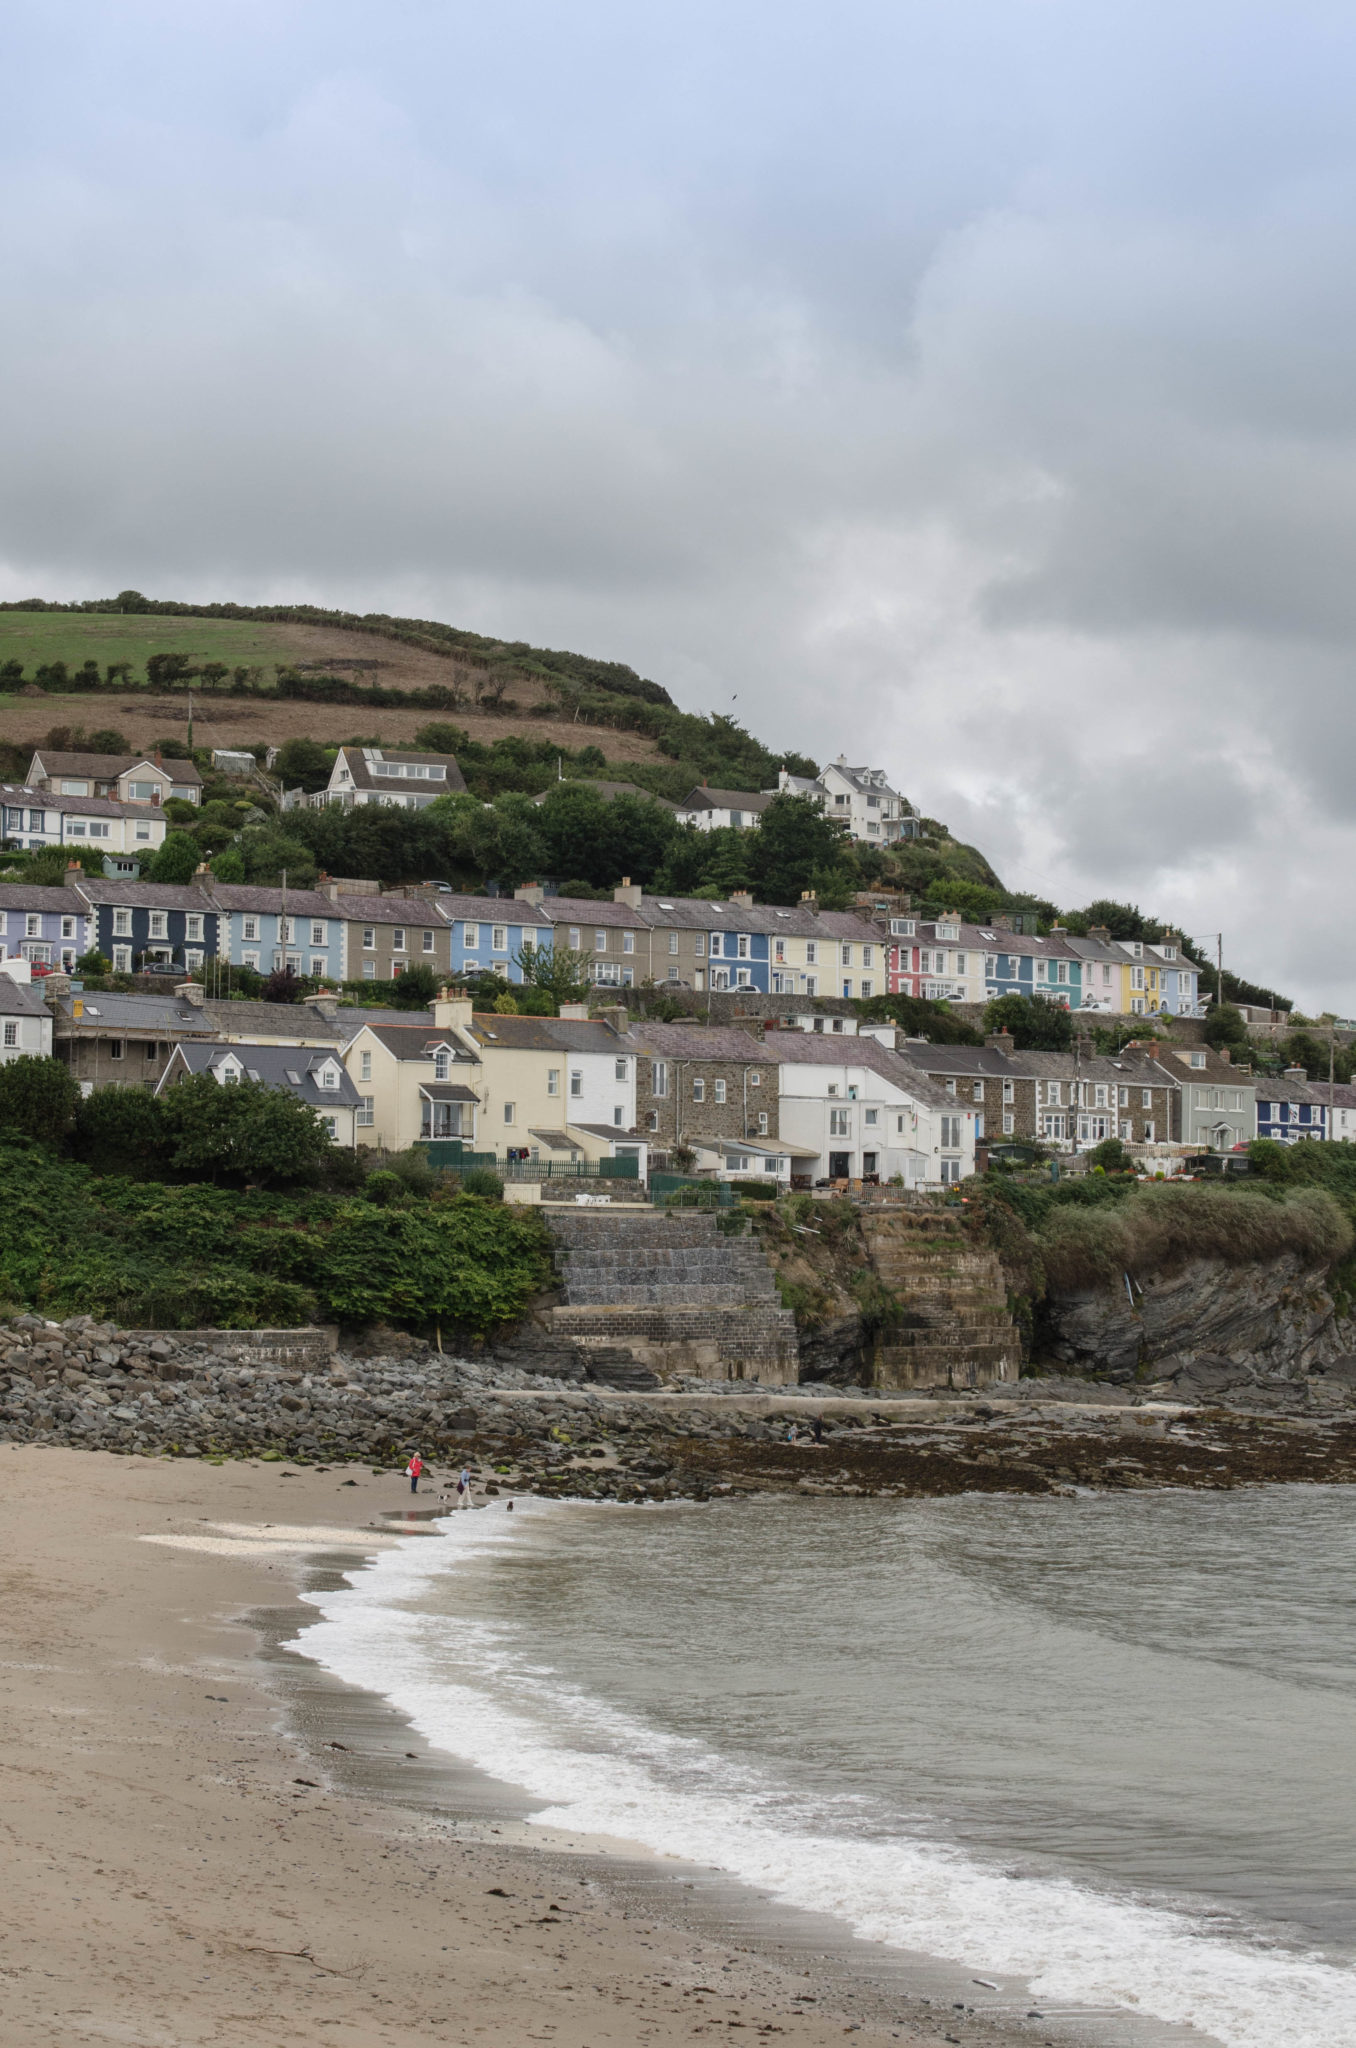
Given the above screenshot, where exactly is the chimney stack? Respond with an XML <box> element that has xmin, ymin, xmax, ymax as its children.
<box><xmin>1284</xmin><ymin>1065</ymin><xmax>1308</xmax><ymax>1081</ymax></box>
<box><xmin>514</xmin><ymin>882</ymin><xmax>545</xmax><ymax>905</ymax></box>
<box><xmin>985</xmin><ymin>1029</ymin><xmax>1015</xmax><ymax>1056</ymax></box>
<box><xmin>612</xmin><ymin>878</ymin><xmax>643</xmax><ymax>910</ymax></box>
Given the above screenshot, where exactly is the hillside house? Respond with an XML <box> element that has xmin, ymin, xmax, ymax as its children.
<box><xmin>317</xmin><ymin>746</ymin><xmax>467</xmax><ymax>812</ymax></box>
<box><xmin>26</xmin><ymin>750</ymin><xmax>202</xmax><ymax>806</ymax></box>
<box><xmin>156</xmin><ymin>1041</ymin><xmax>363</xmax><ymax>1145</ymax></box>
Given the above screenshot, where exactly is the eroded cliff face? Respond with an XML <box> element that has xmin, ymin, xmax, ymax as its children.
<box><xmin>1040</xmin><ymin>1252</ymin><xmax>1355</xmax><ymax>1386</ymax></box>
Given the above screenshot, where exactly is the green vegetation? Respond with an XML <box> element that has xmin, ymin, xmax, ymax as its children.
<box><xmin>982</xmin><ymin>992</ymin><xmax>1075</xmax><ymax>1050</ymax></box>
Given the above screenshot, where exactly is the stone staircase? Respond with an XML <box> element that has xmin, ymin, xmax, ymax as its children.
<box><xmin>863</xmin><ymin>1211</ymin><xmax>1021</xmax><ymax>1391</ymax></box>
<box><xmin>543</xmin><ymin>1207</ymin><xmax>799</xmax><ymax>1385</ymax></box>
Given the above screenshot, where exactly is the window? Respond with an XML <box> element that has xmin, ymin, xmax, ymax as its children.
<box><xmin>889</xmin><ymin>919</ymin><xmax>916</xmax><ymax>938</ymax></box>
<box><xmin>955</xmin><ymin>952</ymin><xmax>967</xmax><ymax>974</ymax></box>
<box><xmin>112</xmin><ymin>946</ymin><xmax>132</xmax><ymax>972</ymax></box>
<box><xmin>614</xmin><ymin>1057</ymin><xmax>628</xmax><ymax>1081</ymax></box>
<box><xmin>804</xmin><ymin>976</ymin><xmax>816</xmax><ymax>996</ymax></box>
<box><xmin>940</xmin><ymin>1115</ymin><xmax>961</xmax><ymax>1148</ymax></box>
<box><xmin>568</xmin><ymin>927</ymin><xmax>581</xmax><ymax>949</ymax></box>
<box><xmin>749</xmin><ymin>1070</ymin><xmax>760</xmax><ymax>1087</ymax></box>
<box><xmin>148</xmin><ymin>912</ymin><xmax>167</xmax><ymax>940</ymax></box>
<box><xmin>492</xmin><ymin>926</ymin><xmax>507</xmax><ymax>953</ymax></box>
<box><xmin>87</xmin><ymin>822</ymin><xmax>110</xmax><ymax>841</ymax></box>
<box><xmin>612</xmin><ymin>1105</ymin><xmax>624</xmax><ymax>1126</ymax></box>
<box><xmin>309</xmin><ymin>955</ymin><xmax>325</xmax><ymax>977</ymax></box>
<box><xmin>363</xmin><ymin>960</ymin><xmax>377</xmax><ymax>980</ymax></box>
<box><xmin>363</xmin><ymin>927</ymin><xmax>376</xmax><ymax>950</ymax></box>
<box><xmin>113</xmin><ymin>909</ymin><xmax>132</xmax><ymax>937</ymax></box>
<box><xmin>862</xmin><ymin>945</ymin><xmax>874</xmax><ymax>967</ymax></box>
<box><xmin>693</xmin><ymin>935</ymin><xmax>705</xmax><ymax>958</ymax></box>
<box><xmin>1190</xmin><ymin>1051</ymin><xmax>1206</xmax><ymax>1068</ymax></box>
<box><xmin>692</xmin><ymin>1078</ymin><xmax>705</xmax><ymax>1104</ymax></box>
<box><xmin>646</xmin><ymin>1110</ymin><xmax>659</xmax><ymax>1132</ymax></box>
<box><xmin>280</xmin><ymin>918</ymin><xmax>294</xmax><ymax>944</ymax></box>
<box><xmin>67</xmin><ymin>821</ymin><xmax>86</xmax><ymax>838</ymax></box>
<box><xmin>709</xmin><ymin>932</ymin><xmax>723</xmax><ymax>959</ymax></box>
<box><xmin>24</xmin><ymin>914</ymin><xmax>39</xmax><ymax>938</ymax></box>
<box><xmin>652</xmin><ymin>1060</ymin><xmax>668</xmax><ymax>1097</ymax></box>
<box><xmin>242</xmin><ymin>916</ymin><xmax>258</xmax><ymax>942</ymax></box>
<box><xmin>434</xmin><ymin>1051</ymin><xmax>449</xmax><ymax>1081</ymax></box>
<box><xmin>570</xmin><ymin>1070</ymin><xmax>583</xmax><ymax>1097</ymax></box>
<box><xmin>1</xmin><ymin>1021</ymin><xmax>16</xmax><ymax>1048</ymax></box>
<box><xmin>972</xmin><ymin>1081</ymin><xmax>984</xmax><ymax>1102</ymax></box>
<box><xmin>109</xmin><ymin>1040</ymin><xmax>125</xmax><ymax>1061</ymax></box>
<box><xmin>864</xmin><ymin>1107</ymin><xmax>879</xmax><ymax>1126</ymax></box>
<box><xmin>841</xmin><ymin>944</ymin><xmax>852</xmax><ymax>966</ymax></box>
<box><xmin>318</xmin><ymin>1066</ymin><xmax>338</xmax><ymax>1090</ymax></box>
<box><xmin>940</xmin><ymin>1159</ymin><xmax>962</xmax><ymax>1184</ymax></box>
<box><xmin>186</xmin><ymin>915</ymin><xmax>203</xmax><ymax>942</ymax></box>
<box><xmin>945</xmin><ymin>1078</ymin><xmax>957</xmax><ymax>1096</ymax></box>
<box><xmin>420</xmin><ymin>930</ymin><xmax>435</xmax><ymax>955</ymax></box>
<box><xmin>757</xmin><ymin>1111</ymin><xmax>768</xmax><ymax>1135</ymax></box>
<box><xmin>1118</xmin><ymin>1087</ymin><xmax>1129</xmax><ymax>1107</ymax></box>
<box><xmin>860</xmin><ymin>980</ymin><xmax>873</xmax><ymax>998</ymax></box>
<box><xmin>503</xmin><ymin>1101</ymin><xmax>515</xmax><ymax>1124</ymax></box>
<box><xmin>805</xmin><ymin>942</ymin><xmax>816</xmax><ymax>965</ymax></box>
<box><xmin>391</xmin><ymin>928</ymin><xmax>406</xmax><ymax>952</ymax></box>
<box><xmin>1003</xmin><ymin>1112</ymin><xmax>1015</xmax><ymax>1135</ymax></box>
<box><xmin>623</xmin><ymin>931</ymin><xmax>635</xmax><ymax>954</ymax></box>
<box><xmin>829</xmin><ymin>1107</ymin><xmax>850</xmax><ymax>1136</ymax></box>
<box><xmin>1002</xmin><ymin>1078</ymin><xmax>1014</xmax><ymax>1103</ymax></box>
<box><xmin>464</xmin><ymin>923</ymin><xmax>479</xmax><ymax>949</ymax></box>
<box><xmin>357</xmin><ymin>1050</ymin><xmax>373</xmax><ymax>1083</ymax></box>
<box><xmin>714</xmin><ymin>1079</ymin><xmax>726</xmax><ymax>1104</ymax></box>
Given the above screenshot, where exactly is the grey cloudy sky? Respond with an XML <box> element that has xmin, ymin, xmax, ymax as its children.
<box><xmin>3</xmin><ymin>1</ymin><xmax>1354</xmax><ymax>1008</ymax></box>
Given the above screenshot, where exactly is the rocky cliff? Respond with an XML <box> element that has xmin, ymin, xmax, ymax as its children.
<box><xmin>1040</xmin><ymin>1251</ymin><xmax>1356</xmax><ymax>1401</ymax></box>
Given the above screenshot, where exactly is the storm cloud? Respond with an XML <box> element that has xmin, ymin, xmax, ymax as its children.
<box><xmin>2</xmin><ymin>1</ymin><xmax>1354</xmax><ymax>1007</ymax></box>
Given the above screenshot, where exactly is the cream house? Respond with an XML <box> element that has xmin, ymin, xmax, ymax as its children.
<box><xmin>461</xmin><ymin>1007</ymin><xmax>639</xmax><ymax>1166</ymax></box>
<box><xmin>340</xmin><ymin>998</ymin><xmax>484</xmax><ymax>1150</ymax></box>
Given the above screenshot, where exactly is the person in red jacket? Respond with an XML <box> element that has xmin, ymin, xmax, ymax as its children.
<box><xmin>406</xmin><ymin>1453</ymin><xmax>424</xmax><ymax>1495</ymax></box>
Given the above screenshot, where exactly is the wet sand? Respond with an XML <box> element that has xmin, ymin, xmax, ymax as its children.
<box><xmin>0</xmin><ymin>1445</ymin><xmax>1173</xmax><ymax>2048</ymax></box>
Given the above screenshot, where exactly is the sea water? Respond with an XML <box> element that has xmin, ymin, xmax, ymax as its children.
<box><xmin>296</xmin><ymin>1486</ymin><xmax>1356</xmax><ymax>2047</ymax></box>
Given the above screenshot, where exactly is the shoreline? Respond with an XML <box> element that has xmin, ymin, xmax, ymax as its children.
<box><xmin>0</xmin><ymin>1444</ymin><xmax>1215</xmax><ymax>2048</ymax></box>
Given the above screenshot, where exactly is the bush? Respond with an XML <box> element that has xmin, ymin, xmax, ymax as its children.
<box><xmin>0</xmin><ymin>1056</ymin><xmax>81</xmax><ymax>1147</ymax></box>
<box><xmin>1038</xmin><ymin>1184</ymin><xmax>1351</xmax><ymax>1294</ymax></box>
<box><xmin>458</xmin><ymin>1167</ymin><xmax>504</xmax><ymax>1201</ymax></box>
<box><xmin>731</xmin><ymin>1179</ymin><xmax>778</xmax><ymax>1199</ymax></box>
<box><xmin>1089</xmin><ymin>1136</ymin><xmax>1132</xmax><ymax>1174</ymax></box>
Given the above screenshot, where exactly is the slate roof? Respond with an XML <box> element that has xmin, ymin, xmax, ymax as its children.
<box><xmin>0</xmin><ymin>884</ymin><xmax>97</xmax><ymax>913</ymax></box>
<box><xmin>531</xmin><ymin>780</ymin><xmax>681</xmax><ymax>812</ymax></box>
<box><xmin>433</xmin><ymin>894</ymin><xmax>553</xmax><ymax>927</ymax></box>
<box><xmin>161</xmin><ymin>1041</ymin><xmax>363</xmax><ymax>1109</ymax></box>
<box><xmin>465</xmin><ymin>1014</ymin><xmax>625</xmax><ymax>1054</ymax></box>
<box><xmin>200</xmin><ymin>999</ymin><xmax>343</xmax><ymax>1042</ymax></box>
<box><xmin>320</xmin><ymin>892</ymin><xmax>449</xmax><ymax>927</ymax></box>
<box><xmin>29</xmin><ymin>750</ymin><xmax>201</xmax><ymax>786</ymax></box>
<box><xmin>679</xmin><ymin>786</ymin><xmax>775</xmax><ymax>815</ymax></box>
<box><xmin>354</xmin><ymin>1021</ymin><xmax>479</xmax><ymax>1062</ymax></box>
<box><xmin>335</xmin><ymin>747</ymin><xmax>467</xmax><ymax>796</ymax></box>
<box><xmin>0</xmin><ymin>785</ymin><xmax>158</xmax><ymax>820</ymax></box>
<box><xmin>1254</xmin><ymin>1072</ymin><xmax>1327</xmax><ymax>1104</ymax></box>
<box><xmin>624</xmin><ymin>1022</ymin><xmax>777</xmax><ymax>1063</ymax></box>
<box><xmin>51</xmin><ymin>990</ymin><xmax>214</xmax><ymax>1033</ymax></box>
<box><xmin>0</xmin><ymin>978</ymin><xmax>51</xmax><ymax>1017</ymax></box>
<box><xmin>74</xmin><ymin>879</ymin><xmax>215</xmax><ymax>911</ymax></box>
<box><xmin>208</xmin><ymin>884</ymin><xmax>338</xmax><ymax>919</ymax></box>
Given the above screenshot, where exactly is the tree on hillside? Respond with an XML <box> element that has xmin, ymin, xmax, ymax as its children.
<box><xmin>159</xmin><ymin>1073</ymin><xmax>333</xmax><ymax>1185</ymax></box>
<box><xmin>274</xmin><ymin>738</ymin><xmax>332</xmax><ymax>793</ymax></box>
<box><xmin>210</xmin><ymin>846</ymin><xmax>245</xmax><ymax>883</ymax></box>
<box><xmin>746</xmin><ymin>792</ymin><xmax>852</xmax><ymax>907</ymax></box>
<box><xmin>148</xmin><ymin>831</ymin><xmax>202</xmax><ymax>885</ymax></box>
<box><xmin>982</xmin><ymin>993</ymin><xmax>1074</xmax><ymax>1051</ymax></box>
<box><xmin>0</xmin><ymin>1056</ymin><xmax>81</xmax><ymax>1147</ymax></box>
<box><xmin>413</xmin><ymin>722</ymin><xmax>471</xmax><ymax>753</ymax></box>
<box><xmin>71</xmin><ymin>1085</ymin><xmax>168</xmax><ymax>1174</ymax></box>
<box><xmin>1202</xmin><ymin>1002</ymin><xmax>1251</xmax><ymax>1058</ymax></box>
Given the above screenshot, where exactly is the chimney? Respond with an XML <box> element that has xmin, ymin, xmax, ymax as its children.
<box><xmin>514</xmin><ymin>882</ymin><xmax>545</xmax><ymax>905</ymax></box>
<box><xmin>732</xmin><ymin>1015</ymin><xmax>766</xmax><ymax>1041</ymax></box>
<box><xmin>1048</xmin><ymin>921</ymin><xmax>1067</xmax><ymax>934</ymax></box>
<box><xmin>1284</xmin><ymin>1065</ymin><xmax>1308</xmax><ymax>1081</ymax></box>
<box><xmin>599</xmin><ymin>1004</ymin><xmax>630</xmax><ymax>1036</ymax></box>
<box><xmin>985</xmin><ymin>1029</ymin><xmax>1015</xmax><ymax>1056</ymax></box>
<box><xmin>1074</xmin><ymin>1032</ymin><xmax>1093</xmax><ymax>1062</ymax></box>
<box><xmin>175</xmin><ymin>981</ymin><xmax>205</xmax><ymax>1008</ymax></box>
<box><xmin>729</xmin><ymin>889</ymin><xmax>754</xmax><ymax>908</ymax></box>
<box><xmin>991</xmin><ymin>914</ymin><xmax>1012</xmax><ymax>931</ymax></box>
<box><xmin>558</xmin><ymin>1001</ymin><xmax>589</xmax><ymax>1021</ymax></box>
<box><xmin>613</xmin><ymin>878</ymin><xmax>643</xmax><ymax>910</ymax></box>
<box><xmin>433</xmin><ymin>986</ymin><xmax>474</xmax><ymax>1032</ymax></box>
<box><xmin>193</xmin><ymin>861</ymin><xmax>212</xmax><ymax>878</ymax></box>
<box><xmin>65</xmin><ymin>860</ymin><xmax>83</xmax><ymax>886</ymax></box>
<box><xmin>1088</xmin><ymin>924</ymin><xmax>1112</xmax><ymax>943</ymax></box>
<box><xmin>799</xmin><ymin>889</ymin><xmax>817</xmax><ymax>908</ymax></box>
<box><xmin>1219</xmin><ymin>1048</ymin><xmax>1231</xmax><ymax>1063</ymax></box>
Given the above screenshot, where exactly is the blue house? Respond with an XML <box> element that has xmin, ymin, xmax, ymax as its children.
<box><xmin>1255</xmin><ymin>1070</ymin><xmax>1327</xmax><ymax>1143</ymax></box>
<box><xmin>210</xmin><ymin>885</ymin><xmax>345</xmax><ymax>981</ymax></box>
<box><xmin>0</xmin><ymin>881</ymin><xmax>95</xmax><ymax>970</ymax></box>
<box><xmin>706</xmin><ymin>899</ymin><xmax>770</xmax><ymax>991</ymax></box>
<box><xmin>980</xmin><ymin>926</ymin><xmax>1085</xmax><ymax>1008</ymax></box>
<box><xmin>440</xmin><ymin>894</ymin><xmax>554</xmax><ymax>985</ymax></box>
<box><xmin>75</xmin><ymin>879</ymin><xmax>221</xmax><ymax>975</ymax></box>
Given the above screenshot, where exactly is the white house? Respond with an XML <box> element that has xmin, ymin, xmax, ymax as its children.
<box><xmin>315</xmin><ymin>746</ymin><xmax>467</xmax><ymax>812</ymax></box>
<box><xmin>774</xmin><ymin>1034</ymin><xmax>975</xmax><ymax>1186</ymax></box>
<box><xmin>26</xmin><ymin>750</ymin><xmax>202</xmax><ymax>807</ymax></box>
<box><xmin>0</xmin><ymin>975</ymin><xmax>54</xmax><ymax>1062</ymax></box>
<box><xmin>0</xmin><ymin>786</ymin><xmax>168</xmax><ymax>857</ymax></box>
<box><xmin>676</xmin><ymin>786</ymin><xmax>776</xmax><ymax>831</ymax></box>
<box><xmin>771</xmin><ymin>759</ymin><xmax>913</xmax><ymax>844</ymax></box>
<box><xmin>155</xmin><ymin>1040</ymin><xmax>363</xmax><ymax>1145</ymax></box>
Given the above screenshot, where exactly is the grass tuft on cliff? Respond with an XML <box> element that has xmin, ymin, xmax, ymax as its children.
<box><xmin>1035</xmin><ymin>1183</ymin><xmax>1352</xmax><ymax>1294</ymax></box>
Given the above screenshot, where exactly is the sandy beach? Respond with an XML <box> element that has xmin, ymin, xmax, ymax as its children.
<box><xmin>0</xmin><ymin>1445</ymin><xmax>1012</xmax><ymax>2048</ymax></box>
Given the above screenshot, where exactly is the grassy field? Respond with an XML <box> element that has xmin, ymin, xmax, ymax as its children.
<box><xmin>0</xmin><ymin>612</ymin><xmax>313</xmax><ymax>673</ymax></box>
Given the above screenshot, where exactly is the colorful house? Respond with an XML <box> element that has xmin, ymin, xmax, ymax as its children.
<box><xmin>0</xmin><ymin>882</ymin><xmax>94</xmax><ymax>970</ymax></box>
<box><xmin>72</xmin><ymin>877</ymin><xmax>221</xmax><ymax>975</ymax></box>
<box><xmin>209</xmin><ymin>885</ymin><xmax>344</xmax><ymax>980</ymax></box>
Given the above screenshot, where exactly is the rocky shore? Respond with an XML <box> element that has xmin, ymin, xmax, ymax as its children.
<box><xmin>6</xmin><ymin>1312</ymin><xmax>1356</xmax><ymax>1501</ymax></box>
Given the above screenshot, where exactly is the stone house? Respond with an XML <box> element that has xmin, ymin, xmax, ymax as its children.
<box><xmin>907</xmin><ymin>1038</ymin><xmax>1177</xmax><ymax>1148</ymax></box>
<box><xmin>626</xmin><ymin>1021</ymin><xmax>786</xmax><ymax>1177</ymax></box>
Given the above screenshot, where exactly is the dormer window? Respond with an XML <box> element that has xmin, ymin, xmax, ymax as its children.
<box><xmin>937</xmin><ymin>923</ymin><xmax>959</xmax><ymax>941</ymax></box>
<box><xmin>318</xmin><ymin>1066</ymin><xmax>338</xmax><ymax>1089</ymax></box>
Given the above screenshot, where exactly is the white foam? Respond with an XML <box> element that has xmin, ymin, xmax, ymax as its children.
<box><xmin>294</xmin><ymin>1505</ymin><xmax>1356</xmax><ymax>2048</ymax></box>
